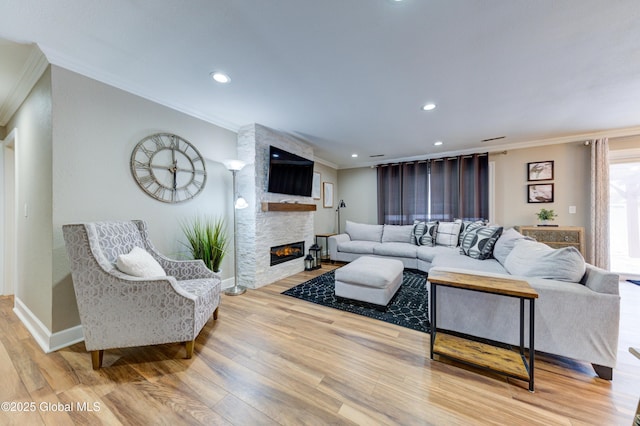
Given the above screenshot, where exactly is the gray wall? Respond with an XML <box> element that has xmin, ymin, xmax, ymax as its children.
<box><xmin>336</xmin><ymin>166</ymin><xmax>377</xmax><ymax>231</ymax></box>
<box><xmin>313</xmin><ymin>162</ymin><xmax>339</xmax><ymax>234</ymax></box>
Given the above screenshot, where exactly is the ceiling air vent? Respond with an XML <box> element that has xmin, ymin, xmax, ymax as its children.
<box><xmin>481</xmin><ymin>136</ymin><xmax>506</xmax><ymax>142</ymax></box>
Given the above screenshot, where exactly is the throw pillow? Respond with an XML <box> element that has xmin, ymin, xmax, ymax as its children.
<box><xmin>504</xmin><ymin>239</ymin><xmax>586</xmax><ymax>282</ymax></box>
<box><xmin>412</xmin><ymin>221</ymin><xmax>426</xmax><ymax>245</ymax></box>
<box><xmin>493</xmin><ymin>228</ymin><xmax>534</xmax><ymax>266</ymax></box>
<box><xmin>458</xmin><ymin>220</ymin><xmax>486</xmax><ymax>246</ymax></box>
<box><xmin>382</xmin><ymin>224</ymin><xmax>414</xmax><ymax>243</ymax></box>
<box><xmin>459</xmin><ymin>225</ymin><xmax>504</xmax><ymax>260</ymax></box>
<box><xmin>116</xmin><ymin>246</ymin><xmax>167</xmax><ymax>278</ymax></box>
<box><xmin>435</xmin><ymin>220</ymin><xmax>462</xmax><ymax>248</ymax></box>
<box><xmin>419</xmin><ymin>221</ymin><xmax>439</xmax><ymax>247</ymax></box>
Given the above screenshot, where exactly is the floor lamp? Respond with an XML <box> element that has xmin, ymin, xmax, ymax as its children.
<box><xmin>336</xmin><ymin>199</ymin><xmax>346</xmax><ymax>234</ymax></box>
<box><xmin>222</xmin><ymin>159</ymin><xmax>249</xmax><ymax>296</ymax></box>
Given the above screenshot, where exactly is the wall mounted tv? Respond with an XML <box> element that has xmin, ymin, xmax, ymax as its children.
<box><xmin>267</xmin><ymin>145</ymin><xmax>314</xmax><ymax>197</ymax></box>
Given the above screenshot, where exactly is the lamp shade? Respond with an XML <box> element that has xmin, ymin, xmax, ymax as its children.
<box><xmin>222</xmin><ymin>159</ymin><xmax>246</xmax><ymax>171</ymax></box>
<box><xmin>234</xmin><ymin>196</ymin><xmax>249</xmax><ymax>209</ymax></box>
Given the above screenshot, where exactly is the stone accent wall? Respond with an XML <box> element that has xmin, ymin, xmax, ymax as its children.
<box><xmin>236</xmin><ymin>124</ymin><xmax>315</xmax><ymax>288</ymax></box>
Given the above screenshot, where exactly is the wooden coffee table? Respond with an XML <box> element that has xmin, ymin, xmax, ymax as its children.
<box><xmin>428</xmin><ymin>269</ymin><xmax>539</xmax><ymax>391</ymax></box>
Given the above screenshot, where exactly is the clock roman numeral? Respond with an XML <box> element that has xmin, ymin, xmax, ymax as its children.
<box><xmin>134</xmin><ymin>160</ymin><xmax>151</xmax><ymax>170</ymax></box>
<box><xmin>138</xmin><ymin>175</ymin><xmax>155</xmax><ymax>187</ymax></box>
<box><xmin>150</xmin><ymin>135</ymin><xmax>167</xmax><ymax>150</ymax></box>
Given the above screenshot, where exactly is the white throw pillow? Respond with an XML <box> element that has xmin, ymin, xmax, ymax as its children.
<box><xmin>435</xmin><ymin>220</ymin><xmax>462</xmax><ymax>248</ymax></box>
<box><xmin>504</xmin><ymin>239</ymin><xmax>586</xmax><ymax>282</ymax></box>
<box><xmin>116</xmin><ymin>246</ymin><xmax>167</xmax><ymax>278</ymax></box>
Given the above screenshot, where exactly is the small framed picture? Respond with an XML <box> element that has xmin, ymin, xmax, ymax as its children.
<box><xmin>527</xmin><ymin>161</ymin><xmax>554</xmax><ymax>181</ymax></box>
<box><xmin>312</xmin><ymin>172</ymin><xmax>321</xmax><ymax>199</ymax></box>
<box><xmin>528</xmin><ymin>184</ymin><xmax>554</xmax><ymax>203</ymax></box>
<box><xmin>323</xmin><ymin>182</ymin><xmax>334</xmax><ymax>208</ymax></box>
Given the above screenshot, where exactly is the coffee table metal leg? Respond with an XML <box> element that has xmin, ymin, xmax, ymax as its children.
<box><xmin>430</xmin><ymin>282</ymin><xmax>436</xmax><ymax>360</ymax></box>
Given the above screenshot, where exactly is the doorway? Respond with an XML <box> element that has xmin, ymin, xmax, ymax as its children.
<box><xmin>1</xmin><ymin>129</ymin><xmax>17</xmax><ymax>295</ymax></box>
<box><xmin>609</xmin><ymin>150</ymin><xmax>640</xmax><ymax>277</ymax></box>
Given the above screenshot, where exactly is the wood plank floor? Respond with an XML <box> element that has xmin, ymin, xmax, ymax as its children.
<box><xmin>1</xmin><ymin>265</ymin><xmax>639</xmax><ymax>425</ymax></box>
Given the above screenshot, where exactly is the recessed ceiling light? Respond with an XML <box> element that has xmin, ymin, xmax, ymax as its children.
<box><xmin>422</xmin><ymin>103</ymin><xmax>436</xmax><ymax>111</ymax></box>
<box><xmin>434</xmin><ymin>141</ymin><xmax>443</xmax><ymax>146</ymax></box>
<box><xmin>351</xmin><ymin>154</ymin><xmax>358</xmax><ymax>158</ymax></box>
<box><xmin>211</xmin><ymin>72</ymin><xmax>231</xmax><ymax>84</ymax></box>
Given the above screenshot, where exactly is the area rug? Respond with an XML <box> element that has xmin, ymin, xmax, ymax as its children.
<box><xmin>628</xmin><ymin>279</ymin><xmax>640</xmax><ymax>286</ymax></box>
<box><xmin>281</xmin><ymin>269</ymin><xmax>430</xmax><ymax>333</ymax></box>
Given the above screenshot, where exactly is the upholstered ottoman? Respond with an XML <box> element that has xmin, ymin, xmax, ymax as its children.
<box><xmin>335</xmin><ymin>256</ymin><xmax>404</xmax><ymax>307</ymax></box>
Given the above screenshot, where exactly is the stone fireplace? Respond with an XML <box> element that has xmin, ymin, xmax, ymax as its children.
<box><xmin>270</xmin><ymin>241</ymin><xmax>305</xmax><ymax>266</ymax></box>
<box><xmin>235</xmin><ymin>124</ymin><xmax>315</xmax><ymax>289</ymax></box>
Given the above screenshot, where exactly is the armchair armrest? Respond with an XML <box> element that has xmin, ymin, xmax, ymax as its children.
<box><xmin>329</xmin><ymin>233</ymin><xmax>351</xmax><ymax>260</ymax></box>
<box><xmin>151</xmin><ymin>252</ymin><xmax>217</xmax><ymax>280</ymax></box>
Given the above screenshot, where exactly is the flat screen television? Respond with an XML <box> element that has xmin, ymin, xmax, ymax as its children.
<box><xmin>267</xmin><ymin>145</ymin><xmax>314</xmax><ymax>197</ymax></box>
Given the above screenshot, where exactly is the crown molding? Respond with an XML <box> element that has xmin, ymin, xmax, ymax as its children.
<box><xmin>0</xmin><ymin>46</ymin><xmax>49</xmax><ymax>126</ymax></box>
<box><xmin>39</xmin><ymin>44</ymin><xmax>241</xmax><ymax>133</ymax></box>
<box><xmin>340</xmin><ymin>126</ymin><xmax>640</xmax><ymax>170</ymax></box>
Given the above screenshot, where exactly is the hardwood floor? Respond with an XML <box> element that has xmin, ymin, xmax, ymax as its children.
<box><xmin>1</xmin><ymin>265</ymin><xmax>639</xmax><ymax>425</ymax></box>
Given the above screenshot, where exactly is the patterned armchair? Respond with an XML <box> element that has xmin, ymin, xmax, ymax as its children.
<box><xmin>62</xmin><ymin>220</ymin><xmax>221</xmax><ymax>369</ymax></box>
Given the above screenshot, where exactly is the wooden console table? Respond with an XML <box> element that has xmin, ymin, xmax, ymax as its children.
<box><xmin>428</xmin><ymin>270</ymin><xmax>539</xmax><ymax>391</ymax></box>
<box><xmin>515</xmin><ymin>226</ymin><xmax>585</xmax><ymax>257</ymax></box>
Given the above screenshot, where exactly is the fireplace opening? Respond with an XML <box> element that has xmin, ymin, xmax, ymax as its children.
<box><xmin>270</xmin><ymin>241</ymin><xmax>305</xmax><ymax>266</ymax></box>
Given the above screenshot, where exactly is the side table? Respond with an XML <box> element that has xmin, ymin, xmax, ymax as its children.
<box><xmin>315</xmin><ymin>233</ymin><xmax>336</xmax><ymax>262</ymax></box>
<box><xmin>428</xmin><ymin>269</ymin><xmax>539</xmax><ymax>392</ymax></box>
<box><xmin>631</xmin><ymin>347</ymin><xmax>640</xmax><ymax>425</ymax></box>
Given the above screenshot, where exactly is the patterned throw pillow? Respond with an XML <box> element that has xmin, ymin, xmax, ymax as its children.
<box><xmin>458</xmin><ymin>220</ymin><xmax>486</xmax><ymax>246</ymax></box>
<box><xmin>435</xmin><ymin>221</ymin><xmax>462</xmax><ymax>247</ymax></box>
<box><xmin>459</xmin><ymin>226</ymin><xmax>504</xmax><ymax>260</ymax></box>
<box><xmin>412</xmin><ymin>221</ymin><xmax>427</xmax><ymax>245</ymax></box>
<box><xmin>419</xmin><ymin>221</ymin><xmax>439</xmax><ymax>247</ymax></box>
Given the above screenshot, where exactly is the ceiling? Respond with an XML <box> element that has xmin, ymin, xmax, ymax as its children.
<box><xmin>1</xmin><ymin>0</ymin><xmax>640</xmax><ymax>168</ymax></box>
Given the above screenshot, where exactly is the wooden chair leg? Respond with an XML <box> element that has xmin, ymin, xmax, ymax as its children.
<box><xmin>185</xmin><ymin>340</ymin><xmax>195</xmax><ymax>359</ymax></box>
<box><xmin>91</xmin><ymin>350</ymin><xmax>104</xmax><ymax>370</ymax></box>
<box><xmin>213</xmin><ymin>307</ymin><xmax>219</xmax><ymax>320</ymax></box>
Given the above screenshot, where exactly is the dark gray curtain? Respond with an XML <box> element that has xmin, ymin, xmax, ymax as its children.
<box><xmin>377</xmin><ymin>153</ymin><xmax>488</xmax><ymax>224</ymax></box>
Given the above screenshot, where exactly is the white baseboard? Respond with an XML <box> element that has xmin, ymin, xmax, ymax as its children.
<box><xmin>13</xmin><ymin>297</ymin><xmax>84</xmax><ymax>353</ymax></box>
<box><xmin>221</xmin><ymin>277</ymin><xmax>234</xmax><ymax>289</ymax></box>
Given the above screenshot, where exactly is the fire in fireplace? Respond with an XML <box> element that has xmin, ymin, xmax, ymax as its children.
<box><xmin>270</xmin><ymin>241</ymin><xmax>305</xmax><ymax>266</ymax></box>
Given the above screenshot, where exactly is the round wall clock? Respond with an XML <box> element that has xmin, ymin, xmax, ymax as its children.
<box><xmin>130</xmin><ymin>133</ymin><xmax>207</xmax><ymax>203</ymax></box>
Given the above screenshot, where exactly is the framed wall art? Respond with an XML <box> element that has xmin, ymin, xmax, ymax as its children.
<box><xmin>527</xmin><ymin>161</ymin><xmax>554</xmax><ymax>181</ymax></box>
<box><xmin>528</xmin><ymin>183</ymin><xmax>554</xmax><ymax>203</ymax></box>
<box><xmin>312</xmin><ymin>172</ymin><xmax>321</xmax><ymax>199</ymax></box>
<box><xmin>323</xmin><ymin>182</ymin><xmax>334</xmax><ymax>208</ymax></box>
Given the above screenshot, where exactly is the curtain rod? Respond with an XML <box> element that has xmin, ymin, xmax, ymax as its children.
<box><xmin>373</xmin><ymin>152</ymin><xmax>497</xmax><ymax>167</ymax></box>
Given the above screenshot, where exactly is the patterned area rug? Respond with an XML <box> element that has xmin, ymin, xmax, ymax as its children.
<box><xmin>282</xmin><ymin>269</ymin><xmax>430</xmax><ymax>333</ymax></box>
<box><xmin>628</xmin><ymin>279</ymin><xmax>640</xmax><ymax>286</ymax></box>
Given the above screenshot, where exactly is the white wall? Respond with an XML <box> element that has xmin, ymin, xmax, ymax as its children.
<box><xmin>6</xmin><ymin>67</ymin><xmax>53</xmax><ymax>328</ymax></box>
<box><xmin>313</xmin><ymin>162</ymin><xmax>339</xmax><ymax>234</ymax></box>
<box><xmin>49</xmin><ymin>66</ymin><xmax>238</xmax><ymax>331</ymax></box>
<box><xmin>337</xmin><ymin>166</ymin><xmax>378</xmax><ymax>229</ymax></box>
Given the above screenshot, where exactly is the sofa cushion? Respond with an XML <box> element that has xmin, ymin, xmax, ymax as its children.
<box><xmin>435</xmin><ymin>220</ymin><xmax>462</xmax><ymax>247</ymax></box>
<box><xmin>459</xmin><ymin>225</ymin><xmax>503</xmax><ymax>260</ymax></box>
<box><xmin>345</xmin><ymin>221</ymin><xmax>383</xmax><ymax>242</ymax></box>
<box><xmin>337</xmin><ymin>240</ymin><xmax>381</xmax><ymax>255</ymax></box>
<box><xmin>419</xmin><ymin>221</ymin><xmax>439</xmax><ymax>247</ymax></box>
<box><xmin>504</xmin><ymin>239</ymin><xmax>586</xmax><ymax>282</ymax></box>
<box><xmin>116</xmin><ymin>246</ymin><xmax>166</xmax><ymax>278</ymax></box>
<box><xmin>493</xmin><ymin>228</ymin><xmax>534</xmax><ymax>266</ymax></box>
<box><xmin>382</xmin><ymin>224</ymin><xmax>414</xmax><ymax>243</ymax></box>
<box><xmin>431</xmin><ymin>253</ymin><xmax>507</xmax><ymax>274</ymax></box>
<box><xmin>416</xmin><ymin>245</ymin><xmax>459</xmax><ymax>262</ymax></box>
<box><xmin>373</xmin><ymin>242</ymin><xmax>418</xmax><ymax>258</ymax></box>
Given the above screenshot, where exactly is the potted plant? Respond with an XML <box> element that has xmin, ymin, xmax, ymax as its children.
<box><xmin>181</xmin><ymin>216</ymin><xmax>228</xmax><ymax>272</ymax></box>
<box><xmin>535</xmin><ymin>208</ymin><xmax>557</xmax><ymax>226</ymax></box>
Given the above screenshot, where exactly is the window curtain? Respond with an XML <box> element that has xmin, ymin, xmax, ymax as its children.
<box><xmin>590</xmin><ymin>138</ymin><xmax>610</xmax><ymax>269</ymax></box>
<box><xmin>377</xmin><ymin>153</ymin><xmax>488</xmax><ymax>224</ymax></box>
<box><xmin>377</xmin><ymin>162</ymin><xmax>429</xmax><ymax>225</ymax></box>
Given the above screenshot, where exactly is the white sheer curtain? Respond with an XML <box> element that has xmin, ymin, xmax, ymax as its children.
<box><xmin>590</xmin><ymin>138</ymin><xmax>610</xmax><ymax>269</ymax></box>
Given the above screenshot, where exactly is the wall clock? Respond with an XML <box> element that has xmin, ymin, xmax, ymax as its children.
<box><xmin>130</xmin><ymin>133</ymin><xmax>207</xmax><ymax>203</ymax></box>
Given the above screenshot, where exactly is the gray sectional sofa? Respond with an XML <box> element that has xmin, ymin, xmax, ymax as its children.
<box><xmin>328</xmin><ymin>220</ymin><xmax>620</xmax><ymax>379</ymax></box>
